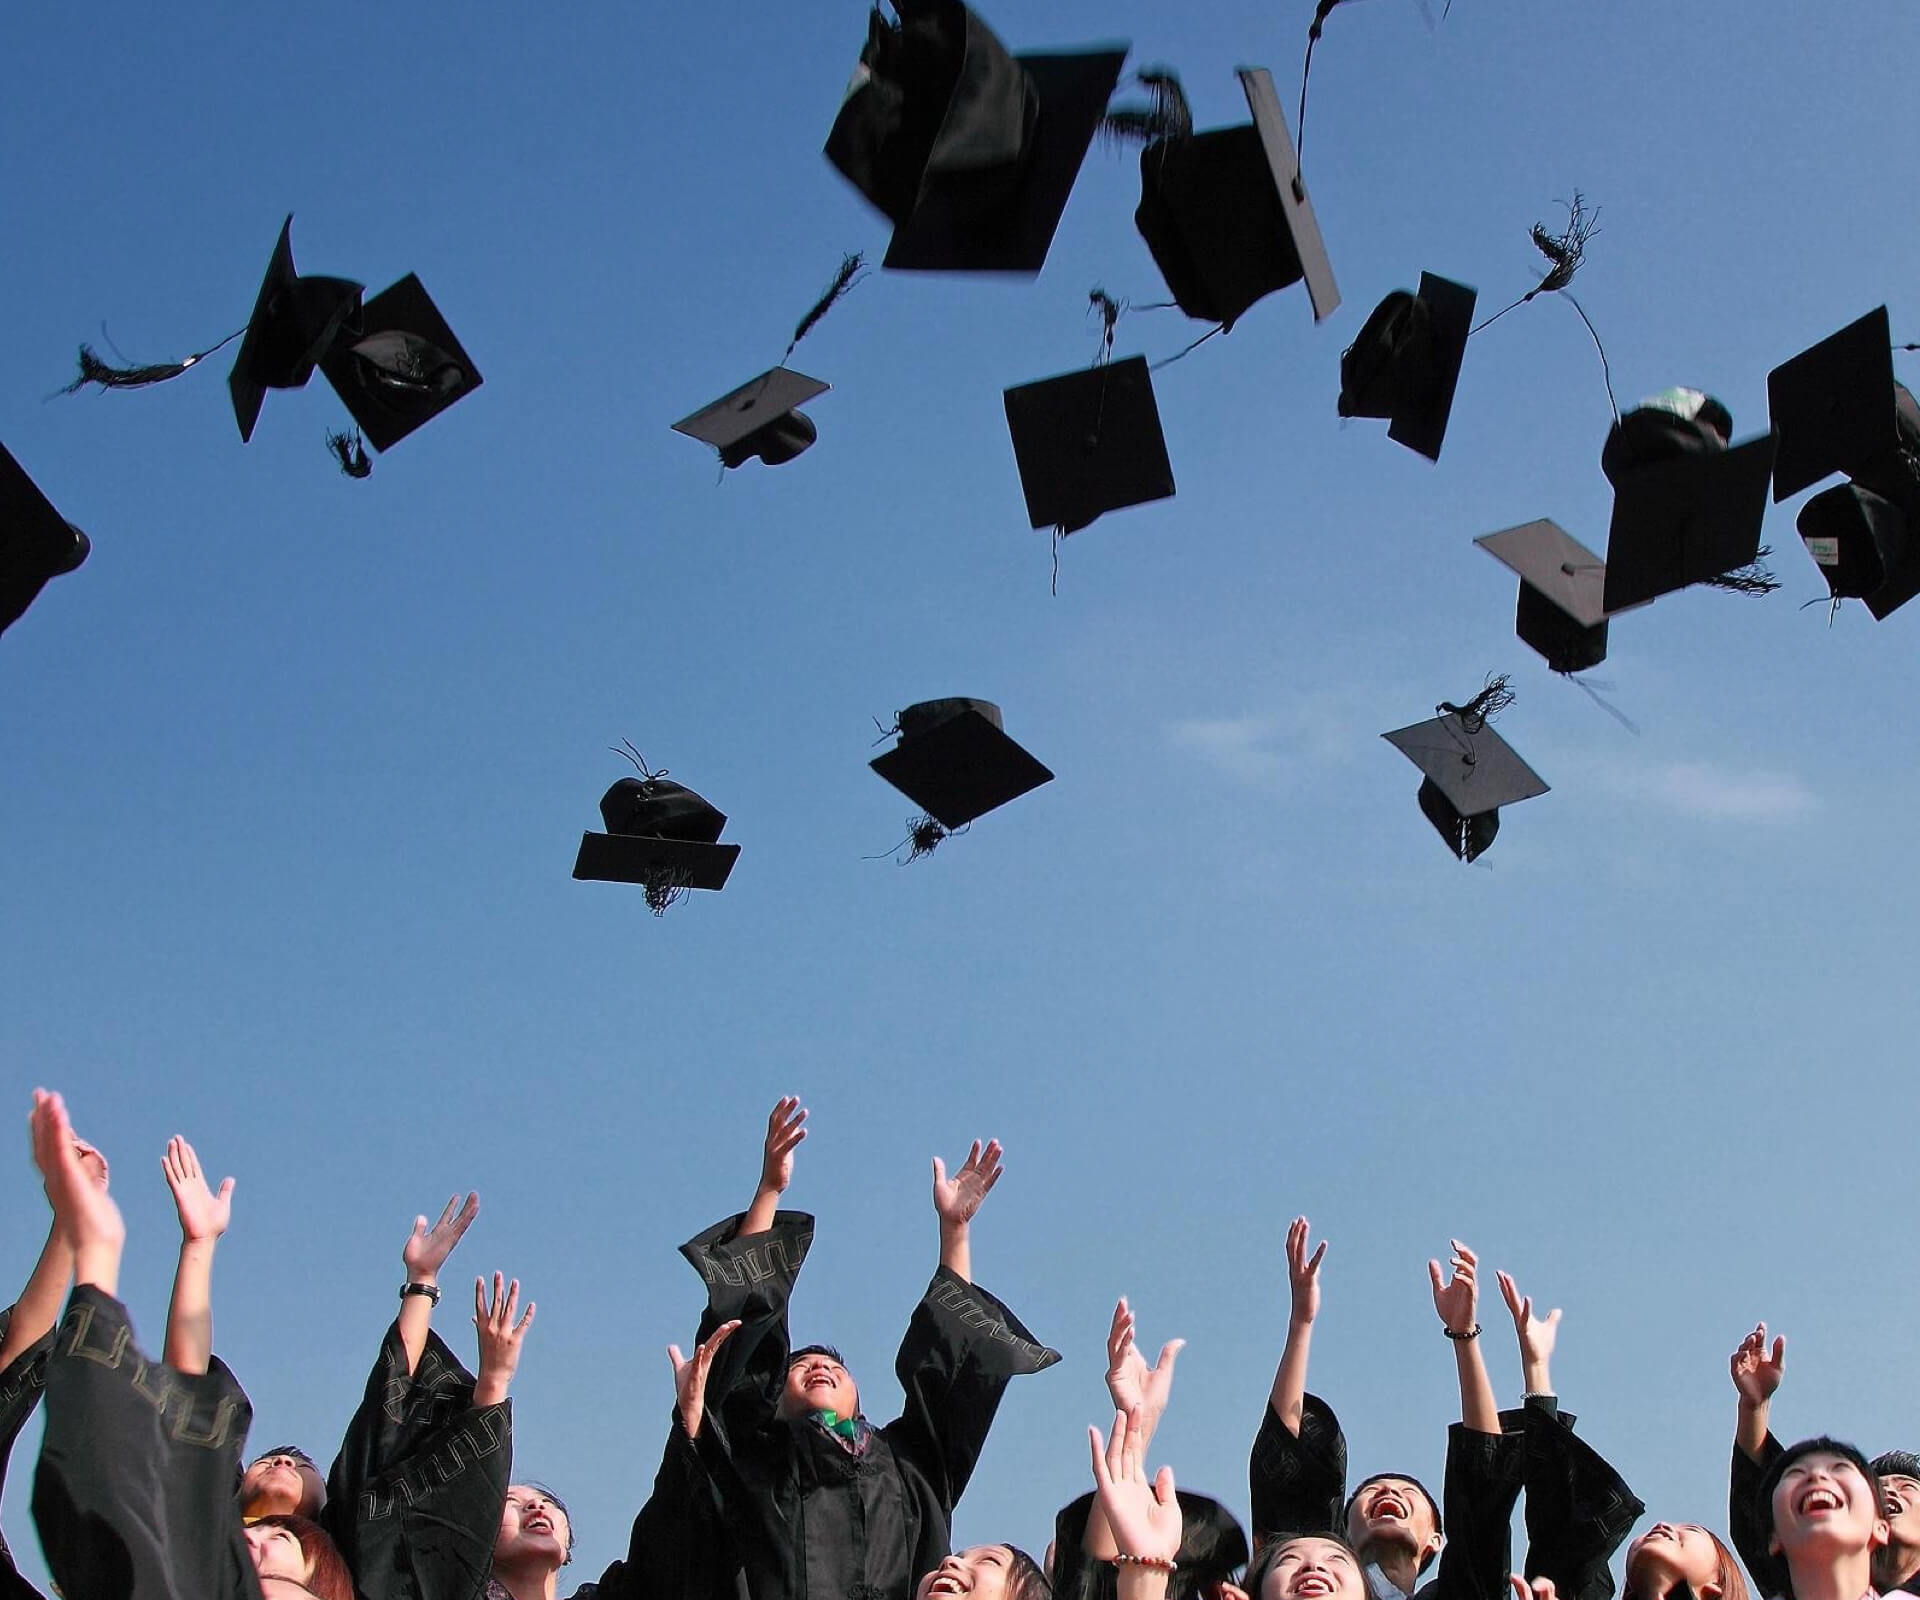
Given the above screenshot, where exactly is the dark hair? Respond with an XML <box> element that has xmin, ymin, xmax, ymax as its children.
<box><xmin>1246</xmin><ymin>1533</ymin><xmax>1363</xmax><ymax>1600</ymax></box>
<box><xmin>1005</xmin><ymin>1546</ymin><xmax>1052</xmax><ymax>1600</ymax></box>
<box><xmin>514</xmin><ymin>1482</ymin><xmax>576</xmax><ymax>1562</ymax></box>
<box><xmin>1756</xmin><ymin>1437</ymin><xmax>1882</xmax><ymax>1597</ymax></box>
<box><xmin>789</xmin><ymin>1344</ymin><xmax>847</xmax><ymax>1366</ymax></box>
<box><xmin>1873</xmin><ymin>1451</ymin><xmax>1920</xmax><ymax>1482</ymax></box>
<box><xmin>251</xmin><ymin>1515</ymin><xmax>354</xmax><ymax>1600</ymax></box>
<box><xmin>252</xmin><ymin>1446</ymin><xmax>319</xmax><ymax>1470</ymax></box>
<box><xmin>1622</xmin><ymin>1526</ymin><xmax>1748</xmax><ymax>1600</ymax></box>
<box><xmin>1343</xmin><ymin>1474</ymin><xmax>1443</xmax><ymax>1574</ymax></box>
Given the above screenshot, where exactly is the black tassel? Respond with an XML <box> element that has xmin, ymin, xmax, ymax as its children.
<box><xmin>1702</xmin><ymin>548</ymin><xmax>1783</xmax><ymax>597</ymax></box>
<box><xmin>327</xmin><ymin>429</ymin><xmax>372</xmax><ymax>479</ymax></box>
<box><xmin>1439</xmin><ymin>672</ymin><xmax>1516</xmax><ymax>734</ymax></box>
<box><xmin>783</xmin><ymin>252</ymin><xmax>866</xmax><ymax>362</ymax></box>
<box><xmin>865</xmin><ymin>815</ymin><xmax>963</xmax><ymax>865</ymax></box>
<box><xmin>60</xmin><ymin>325</ymin><xmax>246</xmax><ymax>395</ymax></box>
<box><xmin>1103</xmin><ymin>68</ymin><xmax>1191</xmax><ymax>146</ymax></box>
<box><xmin>1527</xmin><ymin>192</ymin><xmax>1600</xmax><ymax>296</ymax></box>
<box><xmin>643</xmin><ymin>872</ymin><xmax>692</xmax><ymax>915</ymax></box>
<box><xmin>1088</xmin><ymin>288</ymin><xmax>1122</xmax><ymax>364</ymax></box>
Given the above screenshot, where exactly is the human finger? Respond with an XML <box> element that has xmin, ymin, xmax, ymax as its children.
<box><xmin>1305</xmin><ymin>1241</ymin><xmax>1327</xmax><ymax>1275</ymax></box>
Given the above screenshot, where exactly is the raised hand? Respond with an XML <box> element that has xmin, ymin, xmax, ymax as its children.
<box><xmin>1511</xmin><ymin>1577</ymin><xmax>1560</xmax><ymax>1600</ymax></box>
<box><xmin>72</xmin><ymin>1136</ymin><xmax>109</xmax><ymax>1193</ymax></box>
<box><xmin>758</xmin><ymin>1097</ymin><xmax>808</xmax><ymax>1198</ymax></box>
<box><xmin>30</xmin><ymin>1090</ymin><xmax>123</xmax><ymax>1292</ymax></box>
<box><xmin>932</xmin><ymin>1138</ymin><xmax>1004</xmax><ymax>1228</ymax></box>
<box><xmin>403</xmin><ymin>1192</ymin><xmax>480</xmax><ymax>1285</ymax></box>
<box><xmin>162</xmin><ymin>1137</ymin><xmax>234</xmax><ymax>1243</ymax></box>
<box><xmin>1287</xmin><ymin>1216</ymin><xmax>1328</xmax><ymax>1326</ymax></box>
<box><xmin>1105</xmin><ymin>1297</ymin><xmax>1185</xmax><ymax>1430</ymax></box>
<box><xmin>668</xmin><ymin>1318</ymin><xmax>741</xmax><ymax>1440</ymax></box>
<box><xmin>1088</xmin><ymin>1407</ymin><xmax>1183</xmax><ymax>1565</ymax></box>
<box><xmin>1730</xmin><ymin>1322</ymin><xmax>1786</xmax><ymax>1406</ymax></box>
<box><xmin>1495</xmin><ymin>1269</ymin><xmax>1561</xmax><ymax>1391</ymax></box>
<box><xmin>471</xmin><ymin>1272</ymin><xmax>536</xmax><ymax>1406</ymax></box>
<box><xmin>1428</xmin><ymin>1239</ymin><xmax>1481</xmax><ymax>1335</ymax></box>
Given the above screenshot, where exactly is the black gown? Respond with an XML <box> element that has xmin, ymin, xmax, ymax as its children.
<box><xmin>0</xmin><ymin>1304</ymin><xmax>56</xmax><ymax>1600</ymax></box>
<box><xmin>29</xmin><ymin>1284</ymin><xmax>260</xmax><ymax>1600</ymax></box>
<box><xmin>1728</xmin><ymin>1433</ymin><xmax>1786</xmax><ymax>1600</ymax></box>
<box><xmin>1248</xmin><ymin>1392</ymin><xmax>1522</xmax><ymax>1600</ymax></box>
<box><xmin>683</xmin><ymin>1210</ymin><xmax>1059</xmax><ymax>1600</ymax></box>
<box><xmin>1506</xmin><ymin>1399</ymin><xmax>1643</xmax><ymax>1600</ymax></box>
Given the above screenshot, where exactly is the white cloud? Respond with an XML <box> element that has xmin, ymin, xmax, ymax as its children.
<box><xmin>1606</xmin><ymin>760</ymin><xmax>1819</xmax><ymax>823</ymax></box>
<box><xmin>1167</xmin><ymin>697</ymin><xmax>1368</xmax><ymax>788</ymax></box>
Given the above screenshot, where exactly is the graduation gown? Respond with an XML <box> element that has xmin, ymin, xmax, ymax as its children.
<box><xmin>29</xmin><ymin>1284</ymin><xmax>260</xmax><ymax>1600</ymax></box>
<box><xmin>1248</xmin><ymin>1393</ymin><xmax>1523</xmax><ymax>1600</ymax></box>
<box><xmin>683</xmin><ymin>1212</ymin><xmax>1058</xmax><ymax>1600</ymax></box>
<box><xmin>326</xmin><ymin>1320</ymin><xmax>514</xmax><ymax>1600</ymax></box>
<box><xmin>1728</xmin><ymin>1434</ymin><xmax>1786</xmax><ymax>1600</ymax></box>
<box><xmin>1507</xmin><ymin>1399</ymin><xmax>1643</xmax><ymax>1600</ymax></box>
<box><xmin>0</xmin><ymin>1304</ymin><xmax>56</xmax><ymax>1600</ymax></box>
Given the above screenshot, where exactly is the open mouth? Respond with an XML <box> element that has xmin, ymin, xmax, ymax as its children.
<box><xmin>1293</xmin><ymin>1575</ymin><xmax>1335</xmax><ymax>1597</ymax></box>
<box><xmin>1368</xmin><ymin>1493</ymin><xmax>1410</xmax><ymax>1521</ymax></box>
<box><xmin>925</xmin><ymin>1575</ymin><xmax>967</xmax><ymax>1597</ymax></box>
<box><xmin>1796</xmin><ymin>1486</ymin><xmax>1843</xmax><ymax>1515</ymax></box>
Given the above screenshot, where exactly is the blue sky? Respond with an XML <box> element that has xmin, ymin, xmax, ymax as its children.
<box><xmin>4</xmin><ymin>0</ymin><xmax>1918</xmax><ymax>1588</ymax></box>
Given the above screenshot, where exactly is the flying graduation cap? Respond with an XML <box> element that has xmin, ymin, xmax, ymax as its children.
<box><xmin>1117</xmin><ymin>66</ymin><xmax>1339</xmax><ymax>330</ymax></box>
<box><xmin>869</xmin><ymin>698</ymin><xmax>1052</xmax><ymax>857</ymax></box>
<box><xmin>572</xmin><ymin>743</ymin><xmax>740</xmax><ymax>914</ymax></box>
<box><xmin>1769</xmin><ymin>307</ymin><xmax>1920</xmax><ymax>618</ymax></box>
<box><xmin>824</xmin><ymin>0</ymin><xmax>1128</xmax><ymax>274</ymax></box>
<box><xmin>1339</xmin><ymin>272</ymin><xmax>1477</xmax><ymax>460</ymax></box>
<box><xmin>1598</xmin><ymin>388</ymin><xmax>1777</xmax><ymax>613</ymax></box>
<box><xmin>1383</xmin><ymin>677</ymin><xmax>1548</xmax><ymax>863</ymax></box>
<box><xmin>1475</xmin><ymin>519</ymin><xmax>1613</xmax><ymax>676</ymax></box>
<box><xmin>0</xmin><ymin>443</ymin><xmax>90</xmax><ymax>640</ymax></box>
<box><xmin>1003</xmin><ymin>355</ymin><xmax>1175</xmax><ymax>537</ymax></box>
<box><xmin>316</xmin><ymin>273</ymin><xmax>484</xmax><ymax>455</ymax></box>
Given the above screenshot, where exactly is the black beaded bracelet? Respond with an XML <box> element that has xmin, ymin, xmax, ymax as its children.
<box><xmin>1442</xmin><ymin>1323</ymin><xmax>1480</xmax><ymax>1340</ymax></box>
<box><xmin>400</xmin><ymin>1282</ymin><xmax>441</xmax><ymax>1304</ymax></box>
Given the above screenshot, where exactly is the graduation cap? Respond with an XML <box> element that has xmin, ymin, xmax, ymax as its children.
<box><xmin>1475</xmin><ymin>520</ymin><xmax>1611</xmax><ymax>675</ymax></box>
<box><xmin>573</xmin><ymin>744</ymin><xmax>740</xmax><ymax>914</ymax></box>
<box><xmin>824</xmin><ymin>1</ymin><xmax>1128</xmax><ymax>274</ymax></box>
<box><xmin>1383</xmin><ymin>685</ymin><xmax>1548</xmax><ymax>863</ymax></box>
<box><xmin>1129</xmin><ymin>66</ymin><xmax>1339</xmax><ymax>329</ymax></box>
<box><xmin>1</xmin><ymin>443</ymin><xmax>90</xmax><ymax>639</ymax></box>
<box><xmin>1599</xmin><ymin>390</ymin><xmax>1777</xmax><ymax>613</ymax></box>
<box><xmin>674</xmin><ymin>369</ymin><xmax>831</xmax><ymax>470</ymax></box>
<box><xmin>1339</xmin><ymin>272</ymin><xmax>1477</xmax><ymax>461</ymax></box>
<box><xmin>869</xmin><ymin>698</ymin><xmax>1053</xmax><ymax>834</ymax></box>
<box><xmin>1003</xmin><ymin>355</ymin><xmax>1175</xmax><ymax>534</ymax></box>
<box><xmin>1796</xmin><ymin>483</ymin><xmax>1914</xmax><ymax>614</ymax></box>
<box><xmin>318</xmin><ymin>274</ymin><xmax>483</xmax><ymax>453</ymax></box>
<box><xmin>1768</xmin><ymin>306</ymin><xmax>1910</xmax><ymax>501</ymax></box>
<box><xmin>229</xmin><ymin>217</ymin><xmax>365</xmax><ymax>444</ymax></box>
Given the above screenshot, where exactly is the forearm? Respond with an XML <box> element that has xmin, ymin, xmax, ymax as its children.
<box><xmin>162</xmin><ymin>1238</ymin><xmax>217</xmax><ymax>1374</ymax></box>
<box><xmin>1522</xmin><ymin>1350</ymin><xmax>1553</xmax><ymax>1399</ymax></box>
<box><xmin>1453</xmin><ymin>1334</ymin><xmax>1499</xmax><ymax>1434</ymax></box>
<box><xmin>0</xmin><ymin>1225</ymin><xmax>72</xmax><ymax>1371</ymax></box>
<box><xmin>1115</xmin><ymin>1564</ymin><xmax>1170</xmax><ymax>1600</ymax></box>
<box><xmin>472</xmin><ymin>1366</ymin><xmax>511</xmax><ymax>1407</ymax></box>
<box><xmin>1268</xmin><ymin>1317</ymin><xmax>1314</xmax><ymax>1435</ymax></box>
<box><xmin>939</xmin><ymin>1220</ymin><xmax>971</xmax><ymax>1284</ymax></box>
<box><xmin>1735</xmin><ymin>1398</ymin><xmax>1771</xmax><ymax>1461</ymax></box>
<box><xmin>398</xmin><ymin>1285</ymin><xmax>436</xmax><ymax>1377</ymax></box>
<box><xmin>742</xmin><ymin>1185</ymin><xmax>781</xmax><ymax>1240</ymax></box>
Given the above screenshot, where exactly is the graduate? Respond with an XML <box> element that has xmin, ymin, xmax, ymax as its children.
<box><xmin>1248</xmin><ymin>1221</ymin><xmax>1520</xmax><ymax>1600</ymax></box>
<box><xmin>1751</xmin><ymin>1440</ymin><xmax>1901</xmax><ymax>1600</ymax></box>
<box><xmin>1620</xmin><ymin>1523</ymin><xmax>1748</xmax><ymax>1600</ymax></box>
<box><xmin>681</xmin><ymin>1097</ymin><xmax>1060</xmax><ymax>1600</ymax></box>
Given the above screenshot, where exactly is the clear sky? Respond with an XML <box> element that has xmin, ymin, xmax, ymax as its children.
<box><xmin>3</xmin><ymin>0</ymin><xmax>1917</xmax><ymax>1590</ymax></box>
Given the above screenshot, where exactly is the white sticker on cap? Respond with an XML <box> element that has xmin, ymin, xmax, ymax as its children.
<box><xmin>1803</xmin><ymin>535</ymin><xmax>1841</xmax><ymax>567</ymax></box>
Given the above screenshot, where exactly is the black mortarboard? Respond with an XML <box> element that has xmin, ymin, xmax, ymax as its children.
<box><xmin>1796</xmin><ymin>483</ymin><xmax>1911</xmax><ymax>611</ymax></box>
<box><xmin>1476</xmin><ymin>520</ymin><xmax>1612</xmax><ymax>675</ymax></box>
<box><xmin>1003</xmin><ymin>355</ymin><xmax>1174</xmax><ymax>533</ymax></box>
<box><xmin>674</xmin><ymin>369</ymin><xmax>830</xmax><ymax>470</ymax></box>
<box><xmin>1339</xmin><ymin>273</ymin><xmax>1477</xmax><ymax>461</ymax></box>
<box><xmin>318</xmin><ymin>274</ymin><xmax>482</xmax><ymax>453</ymax></box>
<box><xmin>573</xmin><ymin>757</ymin><xmax>740</xmax><ymax>910</ymax></box>
<box><xmin>1</xmin><ymin>442</ymin><xmax>90</xmax><ymax>639</ymax></box>
<box><xmin>1600</xmin><ymin>391</ymin><xmax>1776</xmax><ymax>613</ymax></box>
<box><xmin>869</xmin><ymin>698</ymin><xmax>1053</xmax><ymax>829</ymax></box>
<box><xmin>1768</xmin><ymin>307</ymin><xmax>1905</xmax><ymax>501</ymax></box>
<box><xmin>1383</xmin><ymin>712</ymin><xmax>1549</xmax><ymax>863</ymax></box>
<box><xmin>1133</xmin><ymin>66</ymin><xmax>1338</xmax><ymax>329</ymax></box>
<box><xmin>824</xmin><ymin>0</ymin><xmax>1127</xmax><ymax>274</ymax></box>
<box><xmin>228</xmin><ymin>216</ymin><xmax>365</xmax><ymax>444</ymax></box>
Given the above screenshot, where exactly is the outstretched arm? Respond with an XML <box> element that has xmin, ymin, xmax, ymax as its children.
<box><xmin>1730</xmin><ymin>1322</ymin><xmax>1784</xmax><ymax>1463</ymax></box>
<box><xmin>0</xmin><ymin>1135</ymin><xmax>104</xmax><ymax>1373</ymax></box>
<box><xmin>1496</xmin><ymin>1270</ymin><xmax>1561</xmax><ymax>1401</ymax></box>
<box><xmin>1085</xmin><ymin>1300</ymin><xmax>1185</xmax><ymax>1559</ymax></box>
<box><xmin>1090</xmin><ymin>1407</ymin><xmax>1183</xmax><ymax>1600</ymax></box>
<box><xmin>667</xmin><ymin>1318</ymin><xmax>741</xmax><ymax>1440</ymax></box>
<box><xmin>1269</xmin><ymin>1216</ymin><xmax>1327</xmax><ymax>1437</ymax></box>
<box><xmin>742</xmin><ymin>1097</ymin><xmax>807</xmax><ymax>1239</ymax></box>
<box><xmin>160</xmin><ymin>1136</ymin><xmax>234</xmax><ymax>1375</ymax></box>
<box><xmin>400</xmin><ymin>1192</ymin><xmax>480</xmax><ymax>1378</ymax></box>
<box><xmin>29</xmin><ymin>1091</ymin><xmax>123</xmax><ymax>1296</ymax></box>
<box><xmin>469</xmin><ymin>1271</ymin><xmax>535</xmax><ymax>1407</ymax></box>
<box><xmin>1431</xmin><ymin>1239</ymin><xmax>1499</xmax><ymax>1434</ymax></box>
<box><xmin>932</xmin><ymin>1138</ymin><xmax>1003</xmax><ymax>1284</ymax></box>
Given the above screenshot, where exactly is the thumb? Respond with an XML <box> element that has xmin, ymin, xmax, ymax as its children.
<box><xmin>931</xmin><ymin>1157</ymin><xmax>947</xmax><ymax>1187</ymax></box>
<box><xmin>218</xmin><ymin>1178</ymin><xmax>236</xmax><ymax>1203</ymax></box>
<box><xmin>1153</xmin><ymin>1463</ymin><xmax>1177</xmax><ymax>1505</ymax></box>
<box><xmin>667</xmin><ymin>1344</ymin><xmax>687</xmax><ymax>1375</ymax></box>
<box><xmin>1156</xmin><ymin>1339</ymin><xmax>1186</xmax><ymax>1374</ymax></box>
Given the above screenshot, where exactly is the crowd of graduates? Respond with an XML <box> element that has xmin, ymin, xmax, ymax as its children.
<box><xmin>0</xmin><ymin>1092</ymin><xmax>1912</xmax><ymax>1600</ymax></box>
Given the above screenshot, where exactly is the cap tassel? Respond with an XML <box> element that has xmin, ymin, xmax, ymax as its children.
<box><xmin>1103</xmin><ymin>68</ymin><xmax>1191</xmax><ymax>147</ymax></box>
<box><xmin>327</xmin><ymin>429</ymin><xmax>372</xmax><ymax>479</ymax></box>
<box><xmin>1470</xmin><ymin>193</ymin><xmax>1618</xmax><ymax>422</ymax></box>
<box><xmin>782</xmin><ymin>252</ymin><xmax>867</xmax><ymax>363</ymax></box>
<box><xmin>60</xmin><ymin>324</ymin><xmax>247</xmax><ymax>395</ymax></box>
<box><xmin>1439</xmin><ymin>671</ymin><xmax>1516</xmax><ymax>735</ymax></box>
<box><xmin>643</xmin><ymin>870</ymin><xmax>693</xmax><ymax>916</ymax></box>
<box><xmin>865</xmin><ymin>815</ymin><xmax>966</xmax><ymax>865</ymax></box>
<box><xmin>1701</xmin><ymin>548</ymin><xmax>1782</xmax><ymax>597</ymax></box>
<box><xmin>1562</xmin><ymin>673</ymin><xmax>1640</xmax><ymax>734</ymax></box>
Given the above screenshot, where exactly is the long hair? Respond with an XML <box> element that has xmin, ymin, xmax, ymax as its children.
<box><xmin>1623</xmin><ymin>1529</ymin><xmax>1748</xmax><ymax>1600</ymax></box>
<box><xmin>251</xmin><ymin>1515</ymin><xmax>354</xmax><ymax>1600</ymax></box>
<box><xmin>1005</xmin><ymin>1546</ymin><xmax>1052</xmax><ymax>1600</ymax></box>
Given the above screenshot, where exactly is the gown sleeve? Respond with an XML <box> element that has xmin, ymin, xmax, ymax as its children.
<box><xmin>678</xmin><ymin>1210</ymin><xmax>815</xmax><ymax>1447</ymax></box>
<box><xmin>1729</xmin><ymin>1434</ymin><xmax>1785</xmax><ymax>1600</ymax></box>
<box><xmin>0</xmin><ymin>1305</ymin><xmax>56</xmax><ymax>1600</ymax></box>
<box><xmin>324</xmin><ymin>1320</ymin><xmax>513</xmax><ymax>1600</ymax></box>
<box><xmin>29</xmin><ymin>1283</ymin><xmax>258</xmax><ymax>1600</ymax></box>
<box><xmin>1511</xmin><ymin>1400</ymin><xmax>1645</xmax><ymax>1600</ymax></box>
<box><xmin>1422</xmin><ymin>1423</ymin><xmax>1524</xmax><ymax>1600</ymax></box>
<box><xmin>578</xmin><ymin>1422</ymin><xmax>736</xmax><ymax>1600</ymax></box>
<box><xmin>1249</xmin><ymin>1394</ymin><xmax>1348</xmax><ymax>1544</ymax></box>
<box><xmin>875</xmin><ymin>1267</ymin><xmax>1059</xmax><ymax>1520</ymax></box>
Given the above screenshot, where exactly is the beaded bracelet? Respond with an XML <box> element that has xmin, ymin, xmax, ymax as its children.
<box><xmin>1442</xmin><ymin>1323</ymin><xmax>1480</xmax><ymax>1341</ymax></box>
<box><xmin>1112</xmin><ymin>1555</ymin><xmax>1178</xmax><ymax>1572</ymax></box>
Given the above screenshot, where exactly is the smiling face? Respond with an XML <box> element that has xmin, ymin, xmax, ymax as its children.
<box><xmin>916</xmin><ymin>1546</ymin><xmax>1022</xmax><ymax>1600</ymax></box>
<box><xmin>1768</xmin><ymin>1452</ymin><xmax>1889</xmax><ymax>1561</ymax></box>
<box><xmin>1881</xmin><ymin>1475</ymin><xmax>1920</xmax><ymax>1547</ymax></box>
<box><xmin>781</xmin><ymin>1350</ymin><xmax>859</xmax><ymax>1422</ymax></box>
<box><xmin>1258</xmin><ymin>1537</ymin><xmax>1367</xmax><ymax>1600</ymax></box>
<box><xmin>1344</xmin><ymin>1478</ymin><xmax>1440</xmax><ymax>1569</ymax></box>
<box><xmin>241</xmin><ymin>1451</ymin><xmax>327</xmax><ymax>1520</ymax></box>
<box><xmin>496</xmin><ymin>1485</ymin><xmax>572</xmax><ymax>1571</ymax></box>
<box><xmin>1626</xmin><ymin>1523</ymin><xmax>1726</xmax><ymax>1599</ymax></box>
<box><xmin>246</xmin><ymin>1521</ymin><xmax>314</xmax><ymax>1585</ymax></box>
